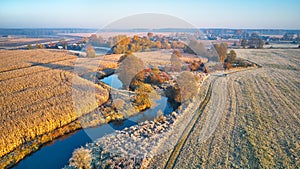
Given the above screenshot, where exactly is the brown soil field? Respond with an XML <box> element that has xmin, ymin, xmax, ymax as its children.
<box><xmin>0</xmin><ymin>50</ymin><xmax>114</xmax><ymax>168</ymax></box>
<box><xmin>149</xmin><ymin>49</ymin><xmax>300</xmax><ymax>168</ymax></box>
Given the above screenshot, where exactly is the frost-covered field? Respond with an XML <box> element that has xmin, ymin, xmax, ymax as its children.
<box><xmin>160</xmin><ymin>49</ymin><xmax>300</xmax><ymax>168</ymax></box>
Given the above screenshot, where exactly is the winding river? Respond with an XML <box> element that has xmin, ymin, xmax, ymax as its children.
<box><xmin>13</xmin><ymin>74</ymin><xmax>173</xmax><ymax>169</ymax></box>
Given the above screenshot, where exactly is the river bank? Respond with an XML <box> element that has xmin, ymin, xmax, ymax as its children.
<box><xmin>63</xmin><ymin>73</ymin><xmax>209</xmax><ymax>169</ymax></box>
<box><xmin>7</xmin><ymin>70</ymin><xmax>175</xmax><ymax>169</ymax></box>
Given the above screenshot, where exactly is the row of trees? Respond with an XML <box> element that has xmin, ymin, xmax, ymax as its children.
<box><xmin>111</xmin><ymin>34</ymin><xmax>172</xmax><ymax>54</ymax></box>
<box><xmin>241</xmin><ymin>33</ymin><xmax>264</xmax><ymax>49</ymax></box>
<box><xmin>28</xmin><ymin>43</ymin><xmax>45</xmax><ymax>49</ymax></box>
<box><xmin>86</xmin><ymin>33</ymin><xmax>193</xmax><ymax>54</ymax></box>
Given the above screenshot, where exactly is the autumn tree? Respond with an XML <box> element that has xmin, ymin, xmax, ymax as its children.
<box><xmin>224</xmin><ymin>50</ymin><xmax>237</xmax><ymax>69</ymax></box>
<box><xmin>214</xmin><ymin>43</ymin><xmax>228</xmax><ymax>63</ymax></box>
<box><xmin>86</xmin><ymin>44</ymin><xmax>96</xmax><ymax>58</ymax></box>
<box><xmin>156</xmin><ymin>41</ymin><xmax>162</xmax><ymax>48</ymax></box>
<box><xmin>36</xmin><ymin>43</ymin><xmax>44</xmax><ymax>49</ymax></box>
<box><xmin>112</xmin><ymin>36</ymin><xmax>132</xmax><ymax>54</ymax></box>
<box><xmin>172</xmin><ymin>41</ymin><xmax>185</xmax><ymax>49</ymax></box>
<box><xmin>227</xmin><ymin>50</ymin><xmax>237</xmax><ymax>63</ymax></box>
<box><xmin>164</xmin><ymin>39</ymin><xmax>171</xmax><ymax>49</ymax></box>
<box><xmin>173</xmin><ymin>49</ymin><xmax>182</xmax><ymax>58</ymax></box>
<box><xmin>27</xmin><ymin>44</ymin><xmax>33</xmax><ymax>50</ymax></box>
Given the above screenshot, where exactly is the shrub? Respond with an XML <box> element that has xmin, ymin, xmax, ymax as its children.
<box><xmin>134</xmin><ymin>92</ymin><xmax>151</xmax><ymax>111</ymax></box>
<box><xmin>155</xmin><ymin>110</ymin><xmax>166</xmax><ymax>123</ymax></box>
<box><xmin>173</xmin><ymin>49</ymin><xmax>183</xmax><ymax>58</ymax></box>
<box><xmin>189</xmin><ymin>61</ymin><xmax>201</xmax><ymax>71</ymax></box>
<box><xmin>69</xmin><ymin>147</ymin><xmax>92</xmax><ymax>169</ymax></box>
<box><xmin>165</xmin><ymin>85</ymin><xmax>181</xmax><ymax>107</ymax></box>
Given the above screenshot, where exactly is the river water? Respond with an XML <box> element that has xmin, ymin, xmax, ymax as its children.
<box><xmin>13</xmin><ymin>74</ymin><xmax>172</xmax><ymax>169</ymax></box>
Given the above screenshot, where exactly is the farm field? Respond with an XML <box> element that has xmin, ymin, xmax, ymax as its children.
<box><xmin>0</xmin><ymin>37</ymin><xmax>56</xmax><ymax>49</ymax></box>
<box><xmin>0</xmin><ymin>50</ymin><xmax>114</xmax><ymax>168</ymax></box>
<box><xmin>149</xmin><ymin>49</ymin><xmax>300</xmax><ymax>168</ymax></box>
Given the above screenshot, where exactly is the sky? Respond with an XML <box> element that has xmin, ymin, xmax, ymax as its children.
<box><xmin>0</xmin><ymin>0</ymin><xmax>299</xmax><ymax>29</ymax></box>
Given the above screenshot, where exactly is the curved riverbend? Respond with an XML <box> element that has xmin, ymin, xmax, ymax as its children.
<box><xmin>13</xmin><ymin>74</ymin><xmax>173</xmax><ymax>169</ymax></box>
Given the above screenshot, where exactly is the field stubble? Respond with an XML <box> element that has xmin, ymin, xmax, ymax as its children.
<box><xmin>150</xmin><ymin>49</ymin><xmax>300</xmax><ymax>168</ymax></box>
<box><xmin>0</xmin><ymin>50</ymin><xmax>120</xmax><ymax>168</ymax></box>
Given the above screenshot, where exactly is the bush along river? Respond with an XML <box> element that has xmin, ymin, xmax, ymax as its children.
<box><xmin>13</xmin><ymin>74</ymin><xmax>173</xmax><ymax>169</ymax></box>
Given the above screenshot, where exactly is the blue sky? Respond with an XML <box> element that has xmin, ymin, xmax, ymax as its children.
<box><xmin>0</xmin><ymin>0</ymin><xmax>299</xmax><ymax>29</ymax></box>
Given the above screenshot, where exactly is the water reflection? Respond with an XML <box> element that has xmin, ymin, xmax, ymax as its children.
<box><xmin>13</xmin><ymin>92</ymin><xmax>172</xmax><ymax>169</ymax></box>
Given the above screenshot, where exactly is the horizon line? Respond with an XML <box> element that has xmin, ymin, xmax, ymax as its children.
<box><xmin>0</xmin><ymin>27</ymin><xmax>300</xmax><ymax>31</ymax></box>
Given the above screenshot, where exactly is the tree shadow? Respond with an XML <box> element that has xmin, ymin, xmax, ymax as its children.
<box><xmin>29</xmin><ymin>61</ymin><xmax>97</xmax><ymax>82</ymax></box>
<box><xmin>30</xmin><ymin>61</ymin><xmax>76</xmax><ymax>72</ymax></box>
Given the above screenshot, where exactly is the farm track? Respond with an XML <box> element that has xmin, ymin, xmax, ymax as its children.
<box><xmin>164</xmin><ymin>65</ymin><xmax>258</xmax><ymax>169</ymax></box>
<box><xmin>164</xmin><ymin>79</ymin><xmax>215</xmax><ymax>169</ymax></box>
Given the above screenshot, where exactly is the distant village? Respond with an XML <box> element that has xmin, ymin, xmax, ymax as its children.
<box><xmin>33</xmin><ymin>30</ymin><xmax>300</xmax><ymax>52</ymax></box>
<box><xmin>32</xmin><ymin>40</ymin><xmax>85</xmax><ymax>51</ymax></box>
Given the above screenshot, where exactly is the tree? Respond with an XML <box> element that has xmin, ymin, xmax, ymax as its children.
<box><xmin>112</xmin><ymin>36</ymin><xmax>131</xmax><ymax>54</ymax></box>
<box><xmin>258</xmin><ymin>39</ymin><xmax>264</xmax><ymax>49</ymax></box>
<box><xmin>147</xmin><ymin>32</ymin><xmax>154</xmax><ymax>38</ymax></box>
<box><xmin>176</xmin><ymin>71</ymin><xmax>198</xmax><ymax>103</ymax></box>
<box><xmin>89</xmin><ymin>34</ymin><xmax>105</xmax><ymax>46</ymax></box>
<box><xmin>173</xmin><ymin>49</ymin><xmax>182</xmax><ymax>58</ymax></box>
<box><xmin>27</xmin><ymin>44</ymin><xmax>33</xmax><ymax>50</ymax></box>
<box><xmin>36</xmin><ymin>43</ymin><xmax>44</xmax><ymax>49</ymax></box>
<box><xmin>184</xmin><ymin>40</ymin><xmax>206</xmax><ymax>56</ymax></box>
<box><xmin>170</xmin><ymin>51</ymin><xmax>182</xmax><ymax>72</ymax></box>
<box><xmin>241</xmin><ymin>39</ymin><xmax>247</xmax><ymax>48</ymax></box>
<box><xmin>227</xmin><ymin>50</ymin><xmax>237</xmax><ymax>63</ymax></box>
<box><xmin>116</xmin><ymin>54</ymin><xmax>145</xmax><ymax>89</ymax></box>
<box><xmin>86</xmin><ymin>44</ymin><xmax>96</xmax><ymax>58</ymax></box>
<box><xmin>214</xmin><ymin>43</ymin><xmax>227</xmax><ymax>63</ymax></box>
<box><xmin>162</xmin><ymin>39</ymin><xmax>171</xmax><ymax>49</ymax></box>
<box><xmin>156</xmin><ymin>41</ymin><xmax>162</xmax><ymax>49</ymax></box>
<box><xmin>59</xmin><ymin>40</ymin><xmax>68</xmax><ymax>49</ymax></box>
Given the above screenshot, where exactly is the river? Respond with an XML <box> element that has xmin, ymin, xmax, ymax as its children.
<box><xmin>13</xmin><ymin>74</ymin><xmax>173</xmax><ymax>169</ymax></box>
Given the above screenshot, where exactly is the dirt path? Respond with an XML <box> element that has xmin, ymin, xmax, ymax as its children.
<box><xmin>163</xmin><ymin>78</ymin><xmax>216</xmax><ymax>169</ymax></box>
<box><xmin>163</xmin><ymin>69</ymin><xmax>252</xmax><ymax>169</ymax></box>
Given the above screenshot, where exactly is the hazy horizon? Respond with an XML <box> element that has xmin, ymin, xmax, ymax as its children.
<box><xmin>0</xmin><ymin>0</ymin><xmax>300</xmax><ymax>29</ymax></box>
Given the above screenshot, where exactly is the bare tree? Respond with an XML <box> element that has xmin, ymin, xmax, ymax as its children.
<box><xmin>116</xmin><ymin>54</ymin><xmax>145</xmax><ymax>89</ymax></box>
<box><xmin>214</xmin><ymin>43</ymin><xmax>228</xmax><ymax>63</ymax></box>
<box><xmin>86</xmin><ymin>44</ymin><xmax>96</xmax><ymax>58</ymax></box>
